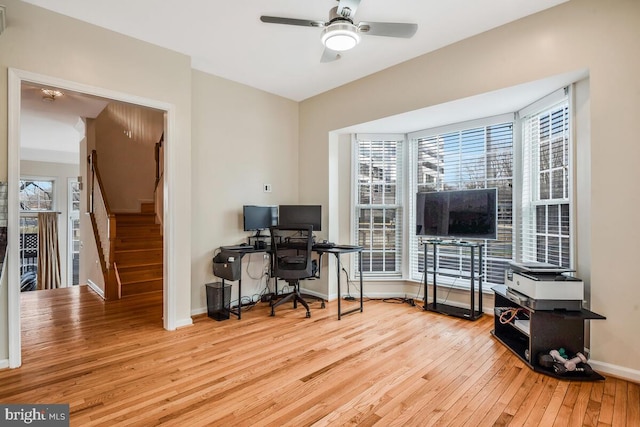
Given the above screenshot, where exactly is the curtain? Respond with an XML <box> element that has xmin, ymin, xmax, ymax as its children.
<box><xmin>37</xmin><ymin>211</ymin><xmax>61</xmax><ymax>290</ymax></box>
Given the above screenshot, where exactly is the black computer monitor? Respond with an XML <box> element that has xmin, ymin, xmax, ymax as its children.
<box><xmin>278</xmin><ymin>205</ymin><xmax>322</xmax><ymax>231</ymax></box>
<box><xmin>243</xmin><ymin>205</ymin><xmax>278</xmax><ymax>236</ymax></box>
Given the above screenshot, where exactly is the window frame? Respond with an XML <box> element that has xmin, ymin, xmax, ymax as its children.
<box><xmin>19</xmin><ymin>176</ymin><xmax>57</xmax><ymax>213</ymax></box>
<box><xmin>518</xmin><ymin>88</ymin><xmax>573</xmax><ymax>268</ymax></box>
<box><xmin>351</xmin><ymin>134</ymin><xmax>404</xmax><ymax>279</ymax></box>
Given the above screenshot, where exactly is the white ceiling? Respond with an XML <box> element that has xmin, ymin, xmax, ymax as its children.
<box><xmin>20</xmin><ymin>84</ymin><xmax>109</xmax><ymax>164</ymax></box>
<box><xmin>18</xmin><ymin>0</ymin><xmax>578</xmax><ymax>163</ymax></box>
<box><xmin>21</xmin><ymin>0</ymin><xmax>568</xmax><ymax>102</ymax></box>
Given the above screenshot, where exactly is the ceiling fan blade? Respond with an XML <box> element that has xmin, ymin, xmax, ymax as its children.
<box><xmin>260</xmin><ymin>16</ymin><xmax>326</xmax><ymax>28</ymax></box>
<box><xmin>320</xmin><ymin>48</ymin><xmax>341</xmax><ymax>63</ymax></box>
<box><xmin>336</xmin><ymin>0</ymin><xmax>361</xmax><ymax>19</ymax></box>
<box><xmin>357</xmin><ymin>22</ymin><xmax>418</xmax><ymax>38</ymax></box>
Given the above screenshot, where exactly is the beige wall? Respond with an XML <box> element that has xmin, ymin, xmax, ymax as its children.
<box><xmin>299</xmin><ymin>0</ymin><xmax>640</xmax><ymax>375</ymax></box>
<box><xmin>190</xmin><ymin>70</ymin><xmax>299</xmax><ymax>312</ymax></box>
<box><xmin>0</xmin><ymin>0</ymin><xmax>193</xmax><ymax>360</ymax></box>
<box><xmin>93</xmin><ymin>104</ymin><xmax>162</xmax><ymax>212</ymax></box>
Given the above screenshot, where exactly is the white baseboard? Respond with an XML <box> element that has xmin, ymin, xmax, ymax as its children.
<box><xmin>191</xmin><ymin>306</ymin><xmax>207</xmax><ymax>317</ymax></box>
<box><xmin>86</xmin><ymin>280</ymin><xmax>104</xmax><ymax>299</ymax></box>
<box><xmin>174</xmin><ymin>317</ymin><xmax>193</xmax><ymax>329</ymax></box>
<box><xmin>0</xmin><ymin>359</ymin><xmax>9</xmax><ymax>370</ymax></box>
<box><xmin>589</xmin><ymin>360</ymin><xmax>640</xmax><ymax>384</ymax></box>
<box><xmin>299</xmin><ymin>288</ymin><xmax>329</xmax><ymax>301</ymax></box>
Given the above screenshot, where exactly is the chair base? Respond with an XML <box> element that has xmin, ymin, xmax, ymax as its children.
<box><xmin>300</xmin><ymin>292</ymin><xmax>326</xmax><ymax>309</ymax></box>
<box><xmin>270</xmin><ymin>281</ymin><xmax>325</xmax><ymax>317</ymax></box>
<box><xmin>270</xmin><ymin>290</ymin><xmax>310</xmax><ymax>318</ymax></box>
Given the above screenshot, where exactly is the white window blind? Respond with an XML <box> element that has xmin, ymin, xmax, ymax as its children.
<box><xmin>520</xmin><ymin>91</ymin><xmax>572</xmax><ymax>267</ymax></box>
<box><xmin>353</xmin><ymin>135</ymin><xmax>403</xmax><ymax>278</ymax></box>
<box><xmin>409</xmin><ymin>118</ymin><xmax>514</xmax><ymax>286</ymax></box>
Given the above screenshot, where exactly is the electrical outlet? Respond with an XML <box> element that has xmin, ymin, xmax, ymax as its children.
<box><xmin>263</xmin><ymin>184</ymin><xmax>272</xmax><ymax>192</ymax></box>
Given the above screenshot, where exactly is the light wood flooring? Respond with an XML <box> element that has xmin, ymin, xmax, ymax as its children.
<box><xmin>1</xmin><ymin>286</ymin><xmax>638</xmax><ymax>426</ymax></box>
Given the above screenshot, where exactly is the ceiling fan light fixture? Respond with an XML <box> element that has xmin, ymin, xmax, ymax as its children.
<box><xmin>321</xmin><ymin>22</ymin><xmax>360</xmax><ymax>52</ymax></box>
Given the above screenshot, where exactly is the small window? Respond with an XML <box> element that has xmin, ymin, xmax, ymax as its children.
<box><xmin>20</xmin><ymin>179</ymin><xmax>55</xmax><ymax>211</ymax></box>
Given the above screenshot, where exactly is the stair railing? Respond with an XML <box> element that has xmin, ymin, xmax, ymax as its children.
<box><xmin>89</xmin><ymin>150</ymin><xmax>119</xmax><ymax>299</ymax></box>
<box><xmin>154</xmin><ymin>134</ymin><xmax>164</xmax><ymax>230</ymax></box>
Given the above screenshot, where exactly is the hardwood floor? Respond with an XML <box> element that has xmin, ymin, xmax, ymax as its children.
<box><xmin>2</xmin><ymin>286</ymin><xmax>638</xmax><ymax>426</ymax></box>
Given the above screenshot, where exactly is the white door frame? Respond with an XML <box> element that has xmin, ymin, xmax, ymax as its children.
<box><xmin>67</xmin><ymin>178</ymin><xmax>80</xmax><ymax>286</ymax></box>
<box><xmin>8</xmin><ymin>68</ymin><xmax>178</xmax><ymax>368</ymax></box>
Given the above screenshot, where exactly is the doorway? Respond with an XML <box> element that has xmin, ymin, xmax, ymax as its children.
<box><xmin>7</xmin><ymin>69</ymin><xmax>178</xmax><ymax>368</ymax></box>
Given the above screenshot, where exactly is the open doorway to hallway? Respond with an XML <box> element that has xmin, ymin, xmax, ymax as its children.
<box><xmin>8</xmin><ymin>70</ymin><xmax>171</xmax><ymax>368</ymax></box>
<box><xmin>19</xmin><ymin>82</ymin><xmax>165</xmax><ymax>294</ymax></box>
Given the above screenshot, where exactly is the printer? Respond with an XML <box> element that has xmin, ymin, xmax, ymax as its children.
<box><xmin>505</xmin><ymin>262</ymin><xmax>584</xmax><ymax>310</ymax></box>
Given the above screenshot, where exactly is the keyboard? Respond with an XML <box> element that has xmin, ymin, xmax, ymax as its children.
<box><xmin>314</xmin><ymin>242</ymin><xmax>335</xmax><ymax>249</ymax></box>
<box><xmin>221</xmin><ymin>245</ymin><xmax>253</xmax><ymax>251</ymax></box>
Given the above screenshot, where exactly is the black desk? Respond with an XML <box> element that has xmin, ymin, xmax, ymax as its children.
<box><xmin>314</xmin><ymin>245</ymin><xmax>364</xmax><ymax>320</ymax></box>
<box><xmin>217</xmin><ymin>244</ymin><xmax>364</xmax><ymax>320</ymax></box>
<box><xmin>218</xmin><ymin>245</ymin><xmax>269</xmax><ymax>320</ymax></box>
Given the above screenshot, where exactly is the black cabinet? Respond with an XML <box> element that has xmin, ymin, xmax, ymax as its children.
<box><xmin>491</xmin><ymin>285</ymin><xmax>606</xmax><ymax>380</ymax></box>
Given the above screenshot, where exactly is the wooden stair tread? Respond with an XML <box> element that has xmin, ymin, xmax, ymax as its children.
<box><xmin>115</xmin><ymin>248</ymin><xmax>163</xmax><ymax>257</ymax></box>
<box><xmin>116</xmin><ymin>226</ymin><xmax>161</xmax><ymax>235</ymax></box>
<box><xmin>118</xmin><ymin>265</ymin><xmax>163</xmax><ymax>283</ymax></box>
<box><xmin>113</xmin><ymin>207</ymin><xmax>163</xmax><ymax>297</ymax></box>
<box><xmin>117</xmin><ymin>262</ymin><xmax>163</xmax><ymax>270</ymax></box>
<box><xmin>115</xmin><ymin>240</ymin><xmax>162</xmax><ymax>250</ymax></box>
<box><xmin>120</xmin><ymin>277</ymin><xmax>162</xmax><ymax>286</ymax></box>
<box><xmin>120</xmin><ymin>279</ymin><xmax>162</xmax><ymax>296</ymax></box>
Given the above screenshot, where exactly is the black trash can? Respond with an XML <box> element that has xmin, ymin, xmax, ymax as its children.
<box><xmin>206</xmin><ymin>282</ymin><xmax>231</xmax><ymax>321</ymax></box>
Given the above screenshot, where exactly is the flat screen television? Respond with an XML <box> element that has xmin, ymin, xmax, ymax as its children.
<box><xmin>278</xmin><ymin>205</ymin><xmax>322</xmax><ymax>231</ymax></box>
<box><xmin>416</xmin><ymin>188</ymin><xmax>497</xmax><ymax>240</ymax></box>
<box><xmin>243</xmin><ymin>205</ymin><xmax>278</xmax><ymax>235</ymax></box>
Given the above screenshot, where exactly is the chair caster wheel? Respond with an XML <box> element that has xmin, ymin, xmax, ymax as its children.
<box><xmin>321</xmin><ymin>302</ymin><xmax>326</xmax><ymax>309</ymax></box>
<box><xmin>305</xmin><ymin>312</ymin><xmax>311</xmax><ymax>318</ymax></box>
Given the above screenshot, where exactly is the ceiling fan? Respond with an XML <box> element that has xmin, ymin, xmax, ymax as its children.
<box><xmin>260</xmin><ymin>0</ymin><xmax>418</xmax><ymax>63</ymax></box>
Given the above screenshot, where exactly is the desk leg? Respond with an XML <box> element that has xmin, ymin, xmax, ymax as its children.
<box><xmin>237</xmin><ymin>279</ymin><xmax>242</xmax><ymax>320</ymax></box>
<box><xmin>336</xmin><ymin>253</ymin><xmax>342</xmax><ymax>320</ymax></box>
<box><xmin>336</xmin><ymin>251</ymin><xmax>364</xmax><ymax>320</ymax></box>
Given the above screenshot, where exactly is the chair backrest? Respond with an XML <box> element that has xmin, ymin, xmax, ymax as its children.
<box><xmin>269</xmin><ymin>225</ymin><xmax>314</xmax><ymax>281</ymax></box>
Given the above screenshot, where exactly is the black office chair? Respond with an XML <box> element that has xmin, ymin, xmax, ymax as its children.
<box><xmin>269</xmin><ymin>225</ymin><xmax>324</xmax><ymax>318</ymax></box>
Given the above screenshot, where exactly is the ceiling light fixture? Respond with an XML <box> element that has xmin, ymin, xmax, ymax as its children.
<box><xmin>321</xmin><ymin>22</ymin><xmax>360</xmax><ymax>52</ymax></box>
<box><xmin>41</xmin><ymin>89</ymin><xmax>63</xmax><ymax>102</ymax></box>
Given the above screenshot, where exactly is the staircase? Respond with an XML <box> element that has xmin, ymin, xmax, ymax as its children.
<box><xmin>114</xmin><ymin>203</ymin><xmax>163</xmax><ymax>297</ymax></box>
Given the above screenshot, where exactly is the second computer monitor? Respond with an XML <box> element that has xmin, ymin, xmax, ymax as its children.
<box><xmin>278</xmin><ymin>205</ymin><xmax>321</xmax><ymax>231</ymax></box>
